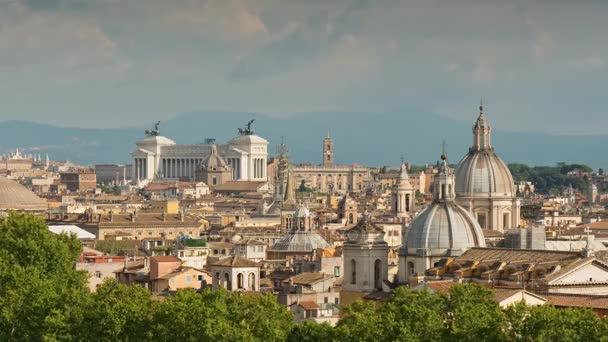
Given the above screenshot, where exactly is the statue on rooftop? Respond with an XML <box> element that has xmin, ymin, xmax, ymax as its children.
<box><xmin>238</xmin><ymin>119</ymin><xmax>255</xmax><ymax>135</ymax></box>
<box><xmin>145</xmin><ymin>121</ymin><xmax>161</xmax><ymax>137</ymax></box>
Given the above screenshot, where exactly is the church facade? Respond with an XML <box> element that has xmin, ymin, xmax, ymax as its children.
<box><xmin>131</xmin><ymin>122</ymin><xmax>268</xmax><ymax>185</ymax></box>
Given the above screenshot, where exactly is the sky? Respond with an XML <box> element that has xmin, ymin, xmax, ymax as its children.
<box><xmin>0</xmin><ymin>0</ymin><xmax>607</xmax><ymax>134</ymax></box>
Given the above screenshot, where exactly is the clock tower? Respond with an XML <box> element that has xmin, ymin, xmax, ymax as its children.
<box><xmin>323</xmin><ymin>133</ymin><xmax>334</xmax><ymax>167</ymax></box>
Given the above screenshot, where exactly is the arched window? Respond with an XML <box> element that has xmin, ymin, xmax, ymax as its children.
<box><xmin>405</xmin><ymin>194</ymin><xmax>411</xmax><ymax>212</ymax></box>
<box><xmin>348</xmin><ymin>213</ymin><xmax>354</xmax><ymax>224</ymax></box>
<box><xmin>350</xmin><ymin>259</ymin><xmax>357</xmax><ymax>284</ymax></box>
<box><xmin>503</xmin><ymin>213</ymin><xmax>510</xmax><ymax>230</ymax></box>
<box><xmin>248</xmin><ymin>272</ymin><xmax>256</xmax><ymax>291</ymax></box>
<box><xmin>374</xmin><ymin>259</ymin><xmax>382</xmax><ymax>290</ymax></box>
<box><xmin>224</xmin><ymin>273</ymin><xmax>231</xmax><ymax>290</ymax></box>
<box><xmin>237</xmin><ymin>273</ymin><xmax>244</xmax><ymax>289</ymax></box>
<box><xmin>215</xmin><ymin>272</ymin><xmax>220</xmax><ymax>288</ymax></box>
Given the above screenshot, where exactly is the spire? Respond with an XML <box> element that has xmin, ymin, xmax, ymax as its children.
<box><xmin>472</xmin><ymin>101</ymin><xmax>491</xmax><ymax>151</ymax></box>
<box><xmin>284</xmin><ymin>168</ymin><xmax>295</xmax><ymax>204</ymax></box>
<box><xmin>434</xmin><ymin>144</ymin><xmax>455</xmax><ymax>202</ymax></box>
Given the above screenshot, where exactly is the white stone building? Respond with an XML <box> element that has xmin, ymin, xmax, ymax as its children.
<box><xmin>131</xmin><ymin>125</ymin><xmax>268</xmax><ymax>186</ymax></box>
<box><xmin>208</xmin><ymin>255</ymin><xmax>260</xmax><ymax>291</ymax></box>
<box><xmin>342</xmin><ymin>215</ymin><xmax>390</xmax><ymax>299</ymax></box>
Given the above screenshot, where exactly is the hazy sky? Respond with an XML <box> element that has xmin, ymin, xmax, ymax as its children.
<box><xmin>0</xmin><ymin>0</ymin><xmax>606</xmax><ymax>134</ymax></box>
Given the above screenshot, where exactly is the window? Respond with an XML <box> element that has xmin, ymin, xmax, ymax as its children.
<box><xmin>335</xmin><ymin>298</ymin><xmax>339</xmax><ymax>305</ymax></box>
<box><xmin>477</xmin><ymin>213</ymin><xmax>487</xmax><ymax>229</ymax></box>
<box><xmin>186</xmin><ymin>275</ymin><xmax>192</xmax><ymax>283</ymax></box>
<box><xmin>350</xmin><ymin>259</ymin><xmax>357</xmax><ymax>284</ymax></box>
<box><xmin>327</xmin><ymin>155</ymin><xmax>330</xmax><ymax>161</ymax></box>
<box><xmin>324</xmin><ymin>297</ymin><xmax>329</xmax><ymax>303</ymax></box>
<box><xmin>374</xmin><ymin>259</ymin><xmax>382</xmax><ymax>290</ymax></box>
<box><xmin>198</xmin><ymin>275</ymin><xmax>204</xmax><ymax>281</ymax></box>
<box><xmin>212</xmin><ymin>176</ymin><xmax>217</xmax><ymax>186</ymax></box>
<box><xmin>95</xmin><ymin>271</ymin><xmax>102</xmax><ymax>278</ymax></box>
<box><xmin>237</xmin><ymin>273</ymin><xmax>244</xmax><ymax>289</ymax></box>
<box><xmin>334</xmin><ymin>266</ymin><xmax>340</xmax><ymax>277</ymax></box>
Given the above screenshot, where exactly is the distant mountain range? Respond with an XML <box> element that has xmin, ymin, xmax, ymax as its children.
<box><xmin>0</xmin><ymin>110</ymin><xmax>606</xmax><ymax>168</ymax></box>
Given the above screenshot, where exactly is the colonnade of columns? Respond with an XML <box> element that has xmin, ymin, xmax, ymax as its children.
<box><xmin>161</xmin><ymin>158</ymin><xmax>203</xmax><ymax>179</ymax></box>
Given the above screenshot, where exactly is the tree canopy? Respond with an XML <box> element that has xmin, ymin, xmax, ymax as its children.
<box><xmin>2</xmin><ymin>212</ymin><xmax>608</xmax><ymax>341</ymax></box>
<box><xmin>508</xmin><ymin>163</ymin><xmax>592</xmax><ymax>195</ymax></box>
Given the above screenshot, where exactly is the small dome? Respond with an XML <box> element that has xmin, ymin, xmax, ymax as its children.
<box><xmin>294</xmin><ymin>204</ymin><xmax>311</xmax><ymax>218</ymax></box>
<box><xmin>455</xmin><ymin>151</ymin><xmax>515</xmax><ymax>197</ymax></box>
<box><xmin>346</xmin><ymin>214</ymin><xmax>386</xmax><ymax>245</ymax></box>
<box><xmin>198</xmin><ymin>145</ymin><xmax>229</xmax><ymax>171</ymax></box>
<box><xmin>405</xmin><ymin>202</ymin><xmax>485</xmax><ymax>255</ymax></box>
<box><xmin>271</xmin><ymin>231</ymin><xmax>330</xmax><ymax>252</ymax></box>
<box><xmin>0</xmin><ymin>176</ymin><xmax>47</xmax><ymax>211</ymax></box>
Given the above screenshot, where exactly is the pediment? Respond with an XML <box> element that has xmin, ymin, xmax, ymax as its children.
<box><xmin>549</xmin><ymin>260</ymin><xmax>608</xmax><ymax>285</ymax></box>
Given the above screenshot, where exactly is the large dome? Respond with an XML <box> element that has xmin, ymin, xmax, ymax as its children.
<box><xmin>455</xmin><ymin>150</ymin><xmax>515</xmax><ymax>197</ymax></box>
<box><xmin>405</xmin><ymin>202</ymin><xmax>486</xmax><ymax>255</ymax></box>
<box><xmin>455</xmin><ymin>105</ymin><xmax>515</xmax><ymax>197</ymax></box>
<box><xmin>0</xmin><ymin>176</ymin><xmax>47</xmax><ymax>211</ymax></box>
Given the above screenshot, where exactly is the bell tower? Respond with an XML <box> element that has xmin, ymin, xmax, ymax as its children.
<box><xmin>323</xmin><ymin>133</ymin><xmax>334</xmax><ymax>167</ymax></box>
<box><xmin>392</xmin><ymin>160</ymin><xmax>415</xmax><ymax>221</ymax></box>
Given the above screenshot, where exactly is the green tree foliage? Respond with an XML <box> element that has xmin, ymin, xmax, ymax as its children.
<box><xmin>380</xmin><ymin>287</ymin><xmax>446</xmax><ymax>341</ymax></box>
<box><xmin>81</xmin><ymin>279</ymin><xmax>155</xmax><ymax>341</ymax></box>
<box><xmin>446</xmin><ymin>284</ymin><xmax>507</xmax><ymax>341</ymax></box>
<box><xmin>152</xmin><ymin>289</ymin><xmax>293</xmax><ymax>341</ymax></box>
<box><xmin>0</xmin><ymin>212</ymin><xmax>87</xmax><ymax>341</ymax></box>
<box><xmin>3</xmin><ymin>213</ymin><xmax>608</xmax><ymax>341</ymax></box>
<box><xmin>508</xmin><ymin>163</ymin><xmax>591</xmax><ymax>195</ymax></box>
<box><xmin>517</xmin><ymin>305</ymin><xmax>608</xmax><ymax>342</ymax></box>
<box><xmin>334</xmin><ymin>300</ymin><xmax>384</xmax><ymax>341</ymax></box>
<box><xmin>287</xmin><ymin>321</ymin><xmax>334</xmax><ymax>342</ymax></box>
<box><xmin>95</xmin><ymin>239</ymin><xmax>134</xmax><ymax>255</ymax></box>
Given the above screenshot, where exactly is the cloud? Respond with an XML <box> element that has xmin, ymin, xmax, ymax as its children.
<box><xmin>572</xmin><ymin>56</ymin><xmax>605</xmax><ymax>69</ymax></box>
<box><xmin>0</xmin><ymin>2</ymin><xmax>129</xmax><ymax>83</ymax></box>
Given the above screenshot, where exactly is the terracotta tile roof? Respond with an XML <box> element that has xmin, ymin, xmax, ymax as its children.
<box><xmin>544</xmin><ymin>294</ymin><xmax>608</xmax><ymax>309</ymax></box>
<box><xmin>456</xmin><ymin>247</ymin><xmax>581</xmax><ymax>267</ymax></box>
<box><xmin>493</xmin><ymin>288</ymin><xmax>525</xmax><ymax>302</ymax></box>
<box><xmin>575</xmin><ymin>221</ymin><xmax>608</xmax><ymax>230</ymax></box>
<box><xmin>298</xmin><ymin>301</ymin><xmax>320</xmax><ymax>310</ymax></box>
<box><xmin>419</xmin><ymin>281</ymin><xmax>453</xmax><ymax>295</ymax></box>
<box><xmin>212</xmin><ymin>181</ymin><xmax>267</xmax><ymax>192</ymax></box>
<box><xmin>482</xmin><ymin>229</ymin><xmax>504</xmax><ymax>238</ymax></box>
<box><xmin>289</xmin><ymin>272</ymin><xmax>334</xmax><ymax>285</ymax></box>
<box><xmin>234</xmin><ymin>238</ymin><xmax>266</xmax><ymax>246</ymax></box>
<box><xmin>209</xmin><ymin>255</ymin><xmax>260</xmax><ymax>268</ymax></box>
<box><xmin>151</xmin><ymin>256</ymin><xmax>181</xmax><ymax>263</ymax></box>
